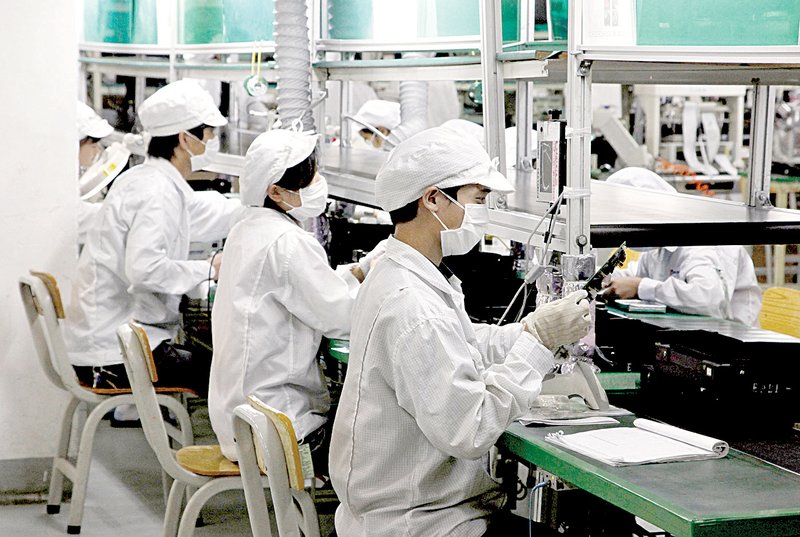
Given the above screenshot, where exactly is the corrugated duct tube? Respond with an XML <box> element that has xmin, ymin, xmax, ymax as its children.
<box><xmin>386</xmin><ymin>53</ymin><xmax>429</xmax><ymax>146</ymax></box>
<box><xmin>274</xmin><ymin>0</ymin><xmax>315</xmax><ymax>132</ymax></box>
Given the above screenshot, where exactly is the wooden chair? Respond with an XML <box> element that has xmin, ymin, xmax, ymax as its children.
<box><xmin>116</xmin><ymin>321</ymin><xmax>270</xmax><ymax>537</ymax></box>
<box><xmin>233</xmin><ymin>395</ymin><xmax>320</xmax><ymax>537</ymax></box>
<box><xmin>759</xmin><ymin>287</ymin><xmax>800</xmax><ymax>338</ymax></box>
<box><xmin>18</xmin><ymin>272</ymin><xmax>194</xmax><ymax>535</ymax></box>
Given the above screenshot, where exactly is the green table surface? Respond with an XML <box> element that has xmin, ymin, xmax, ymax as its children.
<box><xmin>499</xmin><ymin>416</ymin><xmax>800</xmax><ymax>537</ymax></box>
<box><xmin>325</xmin><ymin>339</ymin><xmax>640</xmax><ymax>392</ymax></box>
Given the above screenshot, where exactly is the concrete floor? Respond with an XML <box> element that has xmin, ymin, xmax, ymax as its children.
<box><xmin>0</xmin><ymin>405</ymin><xmax>335</xmax><ymax>537</ymax></box>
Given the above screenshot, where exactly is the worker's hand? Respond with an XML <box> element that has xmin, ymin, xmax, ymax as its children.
<box><xmin>208</xmin><ymin>252</ymin><xmax>223</xmax><ymax>281</ymax></box>
<box><xmin>522</xmin><ymin>290</ymin><xmax>591</xmax><ymax>352</ymax></box>
<box><xmin>351</xmin><ymin>265</ymin><xmax>366</xmax><ymax>283</ymax></box>
<box><xmin>603</xmin><ymin>276</ymin><xmax>641</xmax><ymax>299</ymax></box>
<box><xmin>357</xmin><ymin>239</ymin><xmax>388</xmax><ymax>278</ymax></box>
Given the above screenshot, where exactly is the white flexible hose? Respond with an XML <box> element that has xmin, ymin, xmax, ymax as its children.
<box><xmin>387</xmin><ymin>53</ymin><xmax>429</xmax><ymax>145</ymax></box>
<box><xmin>275</xmin><ymin>0</ymin><xmax>315</xmax><ymax>132</ymax></box>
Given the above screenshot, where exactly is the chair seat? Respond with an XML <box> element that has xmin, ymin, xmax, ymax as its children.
<box><xmin>78</xmin><ymin>382</ymin><xmax>198</xmax><ymax>397</ymax></box>
<box><xmin>176</xmin><ymin>445</ymin><xmax>241</xmax><ymax>477</ymax></box>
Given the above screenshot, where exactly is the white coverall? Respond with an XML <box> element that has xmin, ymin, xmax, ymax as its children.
<box><xmin>65</xmin><ymin>157</ymin><xmax>243</xmax><ymax>367</ymax></box>
<box><xmin>715</xmin><ymin>245</ymin><xmax>762</xmax><ymax>326</ymax></box>
<box><xmin>208</xmin><ymin>208</ymin><xmax>358</xmax><ymax>461</ymax></box>
<box><xmin>614</xmin><ymin>246</ymin><xmax>729</xmax><ymax>319</ymax></box>
<box><xmin>329</xmin><ymin>237</ymin><xmax>554</xmax><ymax>537</ymax></box>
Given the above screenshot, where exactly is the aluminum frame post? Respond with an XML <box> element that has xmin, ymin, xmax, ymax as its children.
<box><xmin>748</xmin><ymin>82</ymin><xmax>776</xmax><ymax>208</ymax></box>
<box><xmin>479</xmin><ymin>0</ymin><xmax>507</xmax><ymax>173</ymax></box>
<box><xmin>565</xmin><ymin>0</ymin><xmax>592</xmax><ymax>255</ymax></box>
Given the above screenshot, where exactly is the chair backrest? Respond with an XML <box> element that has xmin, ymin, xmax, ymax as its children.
<box><xmin>247</xmin><ymin>396</ymin><xmax>305</xmax><ymax>491</ymax></box>
<box><xmin>19</xmin><ymin>274</ymin><xmax>66</xmax><ymax>391</ymax></box>
<box><xmin>19</xmin><ymin>272</ymin><xmax>106</xmax><ymax>402</ymax></box>
<box><xmin>116</xmin><ymin>322</ymin><xmax>198</xmax><ymax>483</ymax></box>
<box><xmin>233</xmin><ymin>400</ymin><xmax>319</xmax><ymax>537</ymax></box>
<box><xmin>759</xmin><ymin>287</ymin><xmax>800</xmax><ymax>338</ymax></box>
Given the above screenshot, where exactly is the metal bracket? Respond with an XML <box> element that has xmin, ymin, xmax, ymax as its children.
<box><xmin>755</xmin><ymin>190</ymin><xmax>773</xmax><ymax>208</ymax></box>
<box><xmin>578</xmin><ymin>60</ymin><xmax>593</xmax><ymax>77</ymax></box>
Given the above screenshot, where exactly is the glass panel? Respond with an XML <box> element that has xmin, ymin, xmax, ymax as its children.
<box><xmin>636</xmin><ymin>0</ymin><xmax>800</xmax><ymax>46</ymax></box>
<box><xmin>223</xmin><ymin>0</ymin><xmax>275</xmax><ymax>42</ymax></box>
<box><xmin>84</xmin><ymin>0</ymin><xmax>134</xmax><ymax>44</ymax></box>
<box><xmin>181</xmin><ymin>0</ymin><xmax>224</xmax><ymax>44</ymax></box>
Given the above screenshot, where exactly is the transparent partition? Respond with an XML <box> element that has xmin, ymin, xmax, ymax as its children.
<box><xmin>581</xmin><ymin>0</ymin><xmax>800</xmax><ymax>48</ymax></box>
<box><xmin>323</xmin><ymin>0</ymin><xmax>520</xmax><ymax>48</ymax></box>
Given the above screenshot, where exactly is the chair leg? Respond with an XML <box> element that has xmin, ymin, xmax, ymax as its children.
<box><xmin>66</xmin><ymin>397</ymin><xmax>123</xmax><ymax>534</ymax></box>
<box><xmin>176</xmin><ymin>478</ymin><xmax>242</xmax><ymax>537</ymax></box>
<box><xmin>163</xmin><ymin>480</ymin><xmax>187</xmax><ymax>537</ymax></box>
<box><xmin>47</xmin><ymin>397</ymin><xmax>80</xmax><ymax>514</ymax></box>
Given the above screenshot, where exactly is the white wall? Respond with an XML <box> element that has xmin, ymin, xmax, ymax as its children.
<box><xmin>0</xmin><ymin>2</ymin><xmax>78</xmax><ymax>461</ymax></box>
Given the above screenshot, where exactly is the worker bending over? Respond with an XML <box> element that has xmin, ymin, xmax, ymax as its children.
<box><xmin>603</xmin><ymin>167</ymin><xmax>761</xmax><ymax>325</ymax></box>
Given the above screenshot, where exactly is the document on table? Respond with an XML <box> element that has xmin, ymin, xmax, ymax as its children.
<box><xmin>545</xmin><ymin>418</ymin><xmax>729</xmax><ymax>466</ymax></box>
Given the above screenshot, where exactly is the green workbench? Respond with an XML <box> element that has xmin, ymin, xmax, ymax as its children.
<box><xmin>498</xmin><ymin>416</ymin><xmax>800</xmax><ymax>537</ymax></box>
<box><xmin>324</xmin><ymin>338</ymin><xmax>640</xmax><ymax>393</ymax></box>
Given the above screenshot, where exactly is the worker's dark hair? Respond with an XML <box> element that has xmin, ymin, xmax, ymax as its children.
<box><xmin>389</xmin><ymin>185</ymin><xmax>461</xmax><ymax>225</ymax></box>
<box><xmin>264</xmin><ymin>150</ymin><xmax>319</xmax><ymax>212</ymax></box>
<box><xmin>147</xmin><ymin>124</ymin><xmax>208</xmax><ymax>160</ymax></box>
<box><xmin>80</xmin><ymin>136</ymin><xmax>102</xmax><ymax>146</ymax></box>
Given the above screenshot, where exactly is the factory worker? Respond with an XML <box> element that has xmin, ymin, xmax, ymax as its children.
<box><xmin>329</xmin><ymin>126</ymin><xmax>591</xmax><ymax>537</ymax></box>
<box><xmin>208</xmin><ymin>127</ymin><xmax>381</xmax><ymax>467</ymax></box>
<box><xmin>347</xmin><ymin>99</ymin><xmax>401</xmax><ymax>150</ymax></box>
<box><xmin>76</xmin><ymin>101</ymin><xmax>114</xmax><ymax>246</ymax></box>
<box><xmin>66</xmin><ymin>80</ymin><xmax>243</xmax><ymax>395</ymax></box>
<box><xmin>603</xmin><ymin>167</ymin><xmax>761</xmax><ymax>324</ymax></box>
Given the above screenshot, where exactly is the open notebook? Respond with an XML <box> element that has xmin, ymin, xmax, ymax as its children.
<box><xmin>545</xmin><ymin>418</ymin><xmax>729</xmax><ymax>466</ymax></box>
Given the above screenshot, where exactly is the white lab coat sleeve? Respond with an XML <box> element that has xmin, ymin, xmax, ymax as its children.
<box><xmin>125</xmin><ymin>194</ymin><xmax>212</xmax><ymax>295</ymax></box>
<box><xmin>189</xmin><ymin>191</ymin><xmax>246</xmax><ymax>242</ymax></box>
<box><xmin>391</xmin><ymin>316</ymin><xmax>553</xmax><ymax>460</ymax></box>
<box><xmin>334</xmin><ymin>263</ymin><xmax>361</xmax><ymax>296</ymax></box>
<box><xmin>637</xmin><ymin>251</ymin><xmax>726</xmax><ymax>316</ymax></box>
<box><xmin>77</xmin><ymin>200</ymin><xmax>102</xmax><ymax>245</ymax></box>
<box><xmin>613</xmin><ymin>260</ymin><xmax>640</xmax><ymax>279</ymax></box>
<box><xmin>472</xmin><ymin>322</ymin><xmax>537</xmax><ymax>366</ymax></box>
<box><xmin>280</xmin><ymin>236</ymin><xmax>356</xmax><ymax>339</ymax></box>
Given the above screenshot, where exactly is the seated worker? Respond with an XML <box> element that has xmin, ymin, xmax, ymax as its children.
<box><xmin>347</xmin><ymin>99</ymin><xmax>401</xmax><ymax>150</ymax></box>
<box><xmin>603</xmin><ymin>167</ymin><xmax>761</xmax><ymax>324</ymax></box>
<box><xmin>76</xmin><ymin>101</ymin><xmax>114</xmax><ymax>246</ymax></box>
<box><xmin>329</xmin><ymin>126</ymin><xmax>592</xmax><ymax>537</ymax></box>
<box><xmin>208</xmin><ymin>128</ymin><xmax>383</xmax><ymax>468</ymax></box>
<box><xmin>66</xmin><ymin>80</ymin><xmax>243</xmax><ymax>395</ymax></box>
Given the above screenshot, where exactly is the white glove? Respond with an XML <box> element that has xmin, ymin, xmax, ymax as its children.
<box><xmin>358</xmin><ymin>238</ymin><xmax>388</xmax><ymax>277</ymax></box>
<box><xmin>522</xmin><ymin>290</ymin><xmax>591</xmax><ymax>352</ymax></box>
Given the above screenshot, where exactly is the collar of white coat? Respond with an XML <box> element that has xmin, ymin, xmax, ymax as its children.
<box><xmin>384</xmin><ymin>236</ymin><xmax>464</xmax><ymax>298</ymax></box>
<box><xmin>145</xmin><ymin>157</ymin><xmax>196</xmax><ymax>200</ymax></box>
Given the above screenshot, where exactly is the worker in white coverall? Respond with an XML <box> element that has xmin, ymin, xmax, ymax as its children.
<box><xmin>76</xmin><ymin>101</ymin><xmax>114</xmax><ymax>246</ymax></box>
<box><xmin>329</xmin><ymin>126</ymin><xmax>591</xmax><ymax>536</ymax></box>
<box><xmin>208</xmin><ymin>127</ymin><xmax>383</xmax><ymax>472</ymax></box>
<box><xmin>603</xmin><ymin>167</ymin><xmax>761</xmax><ymax>325</ymax></box>
<box><xmin>66</xmin><ymin>80</ymin><xmax>244</xmax><ymax>400</ymax></box>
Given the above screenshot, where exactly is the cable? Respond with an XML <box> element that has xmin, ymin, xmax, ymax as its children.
<box><xmin>497</xmin><ymin>190</ymin><xmax>566</xmax><ymax>326</ymax></box>
<box><xmin>528</xmin><ymin>480</ymin><xmax>549</xmax><ymax>537</ymax></box>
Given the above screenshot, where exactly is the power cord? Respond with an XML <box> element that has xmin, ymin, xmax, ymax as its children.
<box><xmin>529</xmin><ymin>480</ymin><xmax>549</xmax><ymax>537</ymax></box>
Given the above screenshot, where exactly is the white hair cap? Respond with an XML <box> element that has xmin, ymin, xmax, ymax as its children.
<box><xmin>239</xmin><ymin>128</ymin><xmax>319</xmax><ymax>207</ymax></box>
<box><xmin>606</xmin><ymin>167</ymin><xmax>676</xmax><ymax>193</ymax></box>
<box><xmin>138</xmin><ymin>80</ymin><xmax>227</xmax><ymax>137</ymax></box>
<box><xmin>375</xmin><ymin>126</ymin><xmax>513</xmax><ymax>212</ymax></box>
<box><xmin>77</xmin><ymin>101</ymin><xmax>113</xmax><ymax>140</ymax></box>
<box><xmin>350</xmin><ymin>100</ymin><xmax>401</xmax><ymax>131</ymax></box>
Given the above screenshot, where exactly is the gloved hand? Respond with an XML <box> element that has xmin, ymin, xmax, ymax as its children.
<box><xmin>357</xmin><ymin>238</ymin><xmax>388</xmax><ymax>278</ymax></box>
<box><xmin>522</xmin><ymin>290</ymin><xmax>591</xmax><ymax>352</ymax></box>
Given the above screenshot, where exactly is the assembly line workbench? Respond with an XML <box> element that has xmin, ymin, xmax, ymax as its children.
<box><xmin>498</xmin><ymin>415</ymin><xmax>800</xmax><ymax>537</ymax></box>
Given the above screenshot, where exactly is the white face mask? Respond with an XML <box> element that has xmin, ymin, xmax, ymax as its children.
<box><xmin>184</xmin><ymin>132</ymin><xmax>219</xmax><ymax>172</ymax></box>
<box><xmin>430</xmin><ymin>189</ymin><xmax>489</xmax><ymax>257</ymax></box>
<box><xmin>281</xmin><ymin>175</ymin><xmax>329</xmax><ymax>221</ymax></box>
